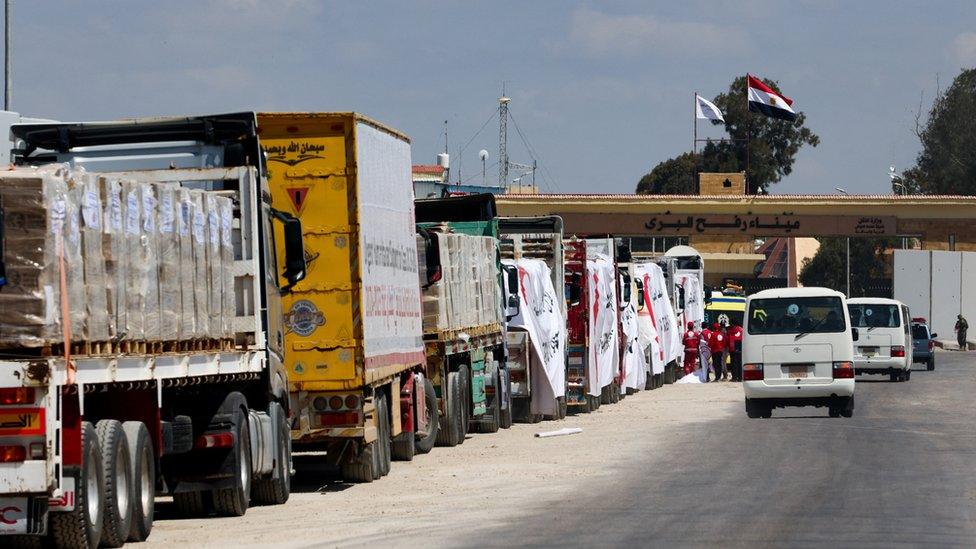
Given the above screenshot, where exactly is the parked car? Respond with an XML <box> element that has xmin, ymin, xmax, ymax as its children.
<box><xmin>911</xmin><ymin>317</ymin><xmax>937</xmax><ymax>371</ymax></box>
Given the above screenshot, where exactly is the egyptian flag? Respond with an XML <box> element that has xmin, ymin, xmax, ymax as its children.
<box><xmin>747</xmin><ymin>74</ymin><xmax>796</xmax><ymax>121</ymax></box>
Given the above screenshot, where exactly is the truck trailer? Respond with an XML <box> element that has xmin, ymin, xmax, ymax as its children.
<box><xmin>415</xmin><ymin>194</ymin><xmax>515</xmax><ymax>441</ymax></box>
<box><xmin>257</xmin><ymin>112</ymin><xmax>437</xmax><ymax>483</ymax></box>
<box><xmin>0</xmin><ymin>113</ymin><xmax>306</xmax><ymax>547</ymax></box>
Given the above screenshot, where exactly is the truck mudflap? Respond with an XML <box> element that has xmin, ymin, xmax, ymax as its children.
<box><xmin>0</xmin><ymin>495</ymin><xmax>47</xmax><ymax>535</ymax></box>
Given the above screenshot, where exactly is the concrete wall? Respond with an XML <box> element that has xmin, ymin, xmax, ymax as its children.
<box><xmin>893</xmin><ymin>250</ymin><xmax>976</xmax><ymax>341</ymax></box>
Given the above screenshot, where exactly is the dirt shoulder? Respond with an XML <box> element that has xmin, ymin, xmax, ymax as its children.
<box><xmin>146</xmin><ymin>382</ymin><xmax>742</xmax><ymax>548</ymax></box>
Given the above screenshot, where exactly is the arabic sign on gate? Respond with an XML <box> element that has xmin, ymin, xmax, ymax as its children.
<box><xmin>559</xmin><ymin>213</ymin><xmax>897</xmax><ymax>237</ymax></box>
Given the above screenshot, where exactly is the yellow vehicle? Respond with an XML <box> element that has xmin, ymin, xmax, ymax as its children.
<box><xmin>704</xmin><ymin>291</ymin><xmax>747</xmax><ymax>328</ymax></box>
<box><xmin>260</xmin><ymin>113</ymin><xmax>438</xmax><ymax>482</ymax></box>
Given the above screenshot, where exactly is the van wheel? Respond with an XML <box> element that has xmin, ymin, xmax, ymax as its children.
<box><xmin>122</xmin><ymin>421</ymin><xmax>155</xmax><ymax>541</ymax></box>
<box><xmin>49</xmin><ymin>422</ymin><xmax>104</xmax><ymax>549</ymax></box>
<box><xmin>927</xmin><ymin>358</ymin><xmax>935</xmax><ymax>371</ymax></box>
<box><xmin>890</xmin><ymin>370</ymin><xmax>900</xmax><ymax>382</ymax></box>
<box><xmin>96</xmin><ymin>420</ymin><xmax>134</xmax><ymax>548</ymax></box>
<box><xmin>904</xmin><ymin>369</ymin><xmax>912</xmax><ymax>381</ymax></box>
<box><xmin>745</xmin><ymin>399</ymin><xmax>764</xmax><ymax>419</ymax></box>
<box><xmin>840</xmin><ymin>396</ymin><xmax>855</xmax><ymax>418</ymax></box>
<box><xmin>415</xmin><ymin>378</ymin><xmax>439</xmax><ymax>454</ymax></box>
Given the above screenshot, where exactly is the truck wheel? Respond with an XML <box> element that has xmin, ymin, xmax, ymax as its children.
<box><xmin>375</xmin><ymin>391</ymin><xmax>392</xmax><ymax>477</ymax></box>
<box><xmin>252</xmin><ymin>406</ymin><xmax>291</xmax><ymax>505</ymax></box>
<box><xmin>589</xmin><ymin>394</ymin><xmax>601</xmax><ymax>411</ymax></box>
<box><xmin>498</xmin><ymin>370</ymin><xmax>513</xmax><ymax>429</ymax></box>
<box><xmin>95</xmin><ymin>419</ymin><xmax>134</xmax><ymax>548</ymax></box>
<box><xmin>172</xmin><ymin>490</ymin><xmax>210</xmax><ymax>516</ymax></box>
<box><xmin>612</xmin><ymin>382</ymin><xmax>621</xmax><ymax>404</ymax></box>
<box><xmin>841</xmin><ymin>396</ymin><xmax>855</xmax><ymax>418</ymax></box>
<box><xmin>458</xmin><ymin>365</ymin><xmax>471</xmax><ymax>439</ymax></box>
<box><xmin>557</xmin><ymin>397</ymin><xmax>568</xmax><ymax>420</ymax></box>
<box><xmin>391</xmin><ymin>381</ymin><xmax>416</xmax><ymax>460</ymax></box>
<box><xmin>476</xmin><ymin>370</ymin><xmax>501</xmax><ymax>434</ymax></box>
<box><xmin>415</xmin><ymin>378</ymin><xmax>439</xmax><ymax>454</ymax></box>
<box><xmin>212</xmin><ymin>407</ymin><xmax>251</xmax><ymax>516</ymax></box>
<box><xmin>49</xmin><ymin>421</ymin><xmax>104</xmax><ymax>549</ymax></box>
<box><xmin>435</xmin><ymin>371</ymin><xmax>463</xmax><ymax>447</ymax></box>
<box><xmin>927</xmin><ymin>357</ymin><xmax>935</xmax><ymax>371</ymax></box>
<box><xmin>122</xmin><ymin>421</ymin><xmax>154</xmax><ymax>542</ymax></box>
<box><xmin>340</xmin><ymin>441</ymin><xmax>377</xmax><ymax>483</ymax></box>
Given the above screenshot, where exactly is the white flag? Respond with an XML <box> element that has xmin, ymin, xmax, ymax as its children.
<box><xmin>696</xmin><ymin>94</ymin><xmax>725</xmax><ymax>122</ymax></box>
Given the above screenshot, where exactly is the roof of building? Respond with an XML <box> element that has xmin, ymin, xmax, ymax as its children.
<box><xmin>412</xmin><ymin>164</ymin><xmax>445</xmax><ymax>175</ymax></box>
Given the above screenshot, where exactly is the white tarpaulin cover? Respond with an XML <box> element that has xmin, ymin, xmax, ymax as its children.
<box><xmin>639</xmin><ymin>263</ymin><xmax>682</xmax><ymax>370</ymax></box>
<box><xmin>676</xmin><ymin>274</ymin><xmax>705</xmax><ymax>329</ymax></box>
<box><xmin>586</xmin><ymin>253</ymin><xmax>619</xmax><ymax>396</ymax></box>
<box><xmin>620</xmin><ymin>297</ymin><xmax>647</xmax><ymax>390</ymax></box>
<box><xmin>503</xmin><ymin>258</ymin><xmax>566</xmax><ymax>416</ymax></box>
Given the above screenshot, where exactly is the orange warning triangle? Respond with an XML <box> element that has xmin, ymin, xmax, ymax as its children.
<box><xmin>286</xmin><ymin>187</ymin><xmax>310</xmax><ymax>215</ymax></box>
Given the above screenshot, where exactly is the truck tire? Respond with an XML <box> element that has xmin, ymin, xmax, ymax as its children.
<box><xmin>557</xmin><ymin>397</ymin><xmax>567</xmax><ymax>420</ymax></box>
<box><xmin>459</xmin><ymin>365</ymin><xmax>471</xmax><ymax>439</ymax></box>
<box><xmin>172</xmin><ymin>490</ymin><xmax>210</xmax><ymax>517</ymax></box>
<box><xmin>252</xmin><ymin>406</ymin><xmax>291</xmax><ymax>505</ymax></box>
<box><xmin>340</xmin><ymin>441</ymin><xmax>377</xmax><ymax>483</ymax></box>
<box><xmin>512</xmin><ymin>398</ymin><xmax>531</xmax><ymax>423</ymax></box>
<box><xmin>375</xmin><ymin>391</ymin><xmax>392</xmax><ymax>477</ymax></box>
<box><xmin>212</xmin><ymin>407</ymin><xmax>251</xmax><ymax>516</ymax></box>
<box><xmin>122</xmin><ymin>421</ymin><xmax>154</xmax><ymax>542</ymax></box>
<box><xmin>600</xmin><ymin>385</ymin><xmax>611</xmax><ymax>405</ymax></box>
<box><xmin>589</xmin><ymin>394</ymin><xmax>601</xmax><ymax>411</ymax></box>
<box><xmin>95</xmin><ymin>419</ymin><xmax>134</xmax><ymax>548</ymax></box>
<box><xmin>436</xmin><ymin>371</ymin><xmax>463</xmax><ymax>447</ymax></box>
<box><xmin>49</xmin><ymin>421</ymin><xmax>104</xmax><ymax>549</ymax></box>
<box><xmin>927</xmin><ymin>357</ymin><xmax>935</xmax><ymax>371</ymax></box>
<box><xmin>499</xmin><ymin>370</ymin><xmax>513</xmax><ymax>429</ymax></box>
<box><xmin>391</xmin><ymin>431</ymin><xmax>416</xmax><ymax>461</ymax></box>
<box><xmin>415</xmin><ymin>378</ymin><xmax>439</xmax><ymax>455</ymax></box>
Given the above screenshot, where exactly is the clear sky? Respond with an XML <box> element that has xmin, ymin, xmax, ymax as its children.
<box><xmin>9</xmin><ymin>1</ymin><xmax>976</xmax><ymax>195</ymax></box>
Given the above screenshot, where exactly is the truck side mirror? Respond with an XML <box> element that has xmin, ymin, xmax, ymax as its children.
<box><xmin>419</xmin><ymin>230</ymin><xmax>442</xmax><ymax>289</ymax></box>
<box><xmin>567</xmin><ymin>272</ymin><xmax>582</xmax><ymax>307</ymax></box>
<box><xmin>271</xmin><ymin>208</ymin><xmax>307</xmax><ymax>294</ymax></box>
<box><xmin>502</xmin><ymin>264</ymin><xmax>520</xmax><ymax>320</ymax></box>
<box><xmin>636</xmin><ymin>279</ymin><xmax>644</xmax><ymax>308</ymax></box>
<box><xmin>619</xmin><ymin>273</ymin><xmax>631</xmax><ymax>308</ymax></box>
<box><xmin>852</xmin><ymin>327</ymin><xmax>859</xmax><ymax>342</ymax></box>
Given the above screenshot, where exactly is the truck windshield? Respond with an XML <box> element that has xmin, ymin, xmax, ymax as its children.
<box><xmin>748</xmin><ymin>296</ymin><xmax>847</xmax><ymax>335</ymax></box>
<box><xmin>848</xmin><ymin>304</ymin><xmax>900</xmax><ymax>328</ymax></box>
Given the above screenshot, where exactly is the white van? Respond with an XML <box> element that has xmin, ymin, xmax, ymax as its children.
<box><xmin>847</xmin><ymin>297</ymin><xmax>913</xmax><ymax>382</ymax></box>
<box><xmin>742</xmin><ymin>287</ymin><xmax>855</xmax><ymax>418</ymax></box>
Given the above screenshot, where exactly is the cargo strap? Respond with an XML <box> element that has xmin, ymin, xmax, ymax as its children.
<box><xmin>57</xmin><ymin>232</ymin><xmax>75</xmax><ymax>385</ymax></box>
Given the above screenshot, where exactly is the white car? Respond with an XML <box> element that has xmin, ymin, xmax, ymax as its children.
<box><xmin>847</xmin><ymin>297</ymin><xmax>913</xmax><ymax>382</ymax></box>
<box><xmin>742</xmin><ymin>287</ymin><xmax>855</xmax><ymax>418</ymax></box>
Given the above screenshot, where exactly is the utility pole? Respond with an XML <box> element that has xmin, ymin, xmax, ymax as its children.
<box><xmin>498</xmin><ymin>86</ymin><xmax>510</xmax><ymax>188</ymax></box>
<box><xmin>5</xmin><ymin>0</ymin><xmax>10</xmax><ymax>111</ymax></box>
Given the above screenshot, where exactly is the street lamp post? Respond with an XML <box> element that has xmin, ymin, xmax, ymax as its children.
<box><xmin>836</xmin><ymin>187</ymin><xmax>851</xmax><ymax>297</ymax></box>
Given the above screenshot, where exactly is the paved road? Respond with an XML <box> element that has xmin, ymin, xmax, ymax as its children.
<box><xmin>463</xmin><ymin>352</ymin><xmax>976</xmax><ymax>548</ymax></box>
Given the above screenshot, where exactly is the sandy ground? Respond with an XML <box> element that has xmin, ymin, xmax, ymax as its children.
<box><xmin>146</xmin><ymin>380</ymin><xmax>743</xmax><ymax>548</ymax></box>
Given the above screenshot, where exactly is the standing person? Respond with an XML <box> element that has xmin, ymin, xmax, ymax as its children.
<box><xmin>956</xmin><ymin>314</ymin><xmax>969</xmax><ymax>350</ymax></box>
<box><xmin>698</xmin><ymin>331</ymin><xmax>711</xmax><ymax>383</ymax></box>
<box><xmin>682</xmin><ymin>322</ymin><xmax>700</xmax><ymax>376</ymax></box>
<box><xmin>729</xmin><ymin>322</ymin><xmax>744</xmax><ymax>382</ymax></box>
<box><xmin>709</xmin><ymin>322</ymin><xmax>728</xmax><ymax>381</ymax></box>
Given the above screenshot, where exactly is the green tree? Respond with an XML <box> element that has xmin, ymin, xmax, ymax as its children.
<box><xmin>907</xmin><ymin>68</ymin><xmax>976</xmax><ymax>194</ymax></box>
<box><xmin>798</xmin><ymin>237</ymin><xmax>897</xmax><ymax>297</ymax></box>
<box><xmin>635</xmin><ymin>152</ymin><xmax>698</xmax><ymax>194</ymax></box>
<box><xmin>636</xmin><ymin>75</ymin><xmax>820</xmax><ymax>194</ymax></box>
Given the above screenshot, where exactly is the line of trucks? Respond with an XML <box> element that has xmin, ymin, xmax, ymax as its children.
<box><xmin>0</xmin><ymin>111</ymin><xmax>705</xmax><ymax>548</ymax></box>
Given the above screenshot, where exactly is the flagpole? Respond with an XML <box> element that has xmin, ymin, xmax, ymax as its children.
<box><xmin>745</xmin><ymin>75</ymin><xmax>751</xmax><ymax>194</ymax></box>
<box><xmin>694</xmin><ymin>92</ymin><xmax>699</xmax><ymax>193</ymax></box>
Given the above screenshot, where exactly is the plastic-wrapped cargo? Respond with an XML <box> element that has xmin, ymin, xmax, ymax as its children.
<box><xmin>63</xmin><ymin>183</ymin><xmax>86</xmax><ymax>342</ymax></box>
<box><xmin>157</xmin><ymin>185</ymin><xmax>180</xmax><ymax>341</ymax></box>
<box><xmin>101</xmin><ymin>177</ymin><xmax>126</xmax><ymax>340</ymax></box>
<box><xmin>177</xmin><ymin>188</ymin><xmax>197</xmax><ymax>339</ymax></box>
<box><xmin>422</xmin><ymin>231</ymin><xmax>501</xmax><ymax>333</ymax></box>
<box><xmin>217</xmin><ymin>196</ymin><xmax>235</xmax><ymax>338</ymax></box>
<box><xmin>70</xmin><ymin>171</ymin><xmax>110</xmax><ymax>341</ymax></box>
<box><xmin>0</xmin><ymin>169</ymin><xmax>67</xmax><ymax>346</ymax></box>
<box><xmin>205</xmin><ymin>193</ymin><xmax>222</xmax><ymax>339</ymax></box>
<box><xmin>140</xmin><ymin>183</ymin><xmax>160</xmax><ymax>342</ymax></box>
<box><xmin>190</xmin><ymin>190</ymin><xmax>209</xmax><ymax>337</ymax></box>
<box><xmin>122</xmin><ymin>180</ymin><xmax>145</xmax><ymax>340</ymax></box>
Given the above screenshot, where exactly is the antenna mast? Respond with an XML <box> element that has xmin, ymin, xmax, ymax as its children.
<box><xmin>498</xmin><ymin>85</ymin><xmax>510</xmax><ymax>188</ymax></box>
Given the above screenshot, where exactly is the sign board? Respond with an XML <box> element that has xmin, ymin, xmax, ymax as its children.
<box><xmin>559</xmin><ymin>213</ymin><xmax>897</xmax><ymax>237</ymax></box>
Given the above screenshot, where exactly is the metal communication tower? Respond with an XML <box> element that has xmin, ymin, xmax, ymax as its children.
<box><xmin>498</xmin><ymin>93</ymin><xmax>510</xmax><ymax>188</ymax></box>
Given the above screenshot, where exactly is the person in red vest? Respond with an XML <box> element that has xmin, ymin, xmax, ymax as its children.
<box><xmin>682</xmin><ymin>321</ymin><xmax>699</xmax><ymax>375</ymax></box>
<box><xmin>709</xmin><ymin>322</ymin><xmax>729</xmax><ymax>381</ymax></box>
<box><xmin>728</xmin><ymin>322</ymin><xmax>744</xmax><ymax>381</ymax></box>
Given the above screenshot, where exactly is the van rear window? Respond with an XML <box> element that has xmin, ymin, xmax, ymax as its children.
<box><xmin>911</xmin><ymin>324</ymin><xmax>929</xmax><ymax>339</ymax></box>
<box><xmin>748</xmin><ymin>296</ymin><xmax>847</xmax><ymax>335</ymax></box>
<box><xmin>848</xmin><ymin>304</ymin><xmax>900</xmax><ymax>328</ymax></box>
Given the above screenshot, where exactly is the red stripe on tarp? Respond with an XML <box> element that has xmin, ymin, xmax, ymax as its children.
<box><xmin>365</xmin><ymin>350</ymin><xmax>426</xmax><ymax>370</ymax></box>
<box><xmin>747</xmin><ymin>74</ymin><xmax>793</xmax><ymax>106</ymax></box>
